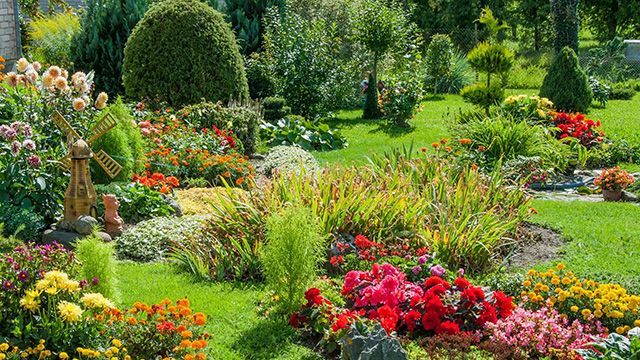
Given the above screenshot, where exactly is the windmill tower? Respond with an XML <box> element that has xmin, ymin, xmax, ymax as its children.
<box><xmin>53</xmin><ymin>110</ymin><xmax>123</xmax><ymax>223</ymax></box>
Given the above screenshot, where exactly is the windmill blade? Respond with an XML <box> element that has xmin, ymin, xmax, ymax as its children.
<box><xmin>58</xmin><ymin>152</ymin><xmax>72</xmax><ymax>171</ymax></box>
<box><xmin>53</xmin><ymin>111</ymin><xmax>80</xmax><ymax>139</ymax></box>
<box><xmin>94</xmin><ymin>150</ymin><xmax>123</xmax><ymax>179</ymax></box>
<box><xmin>87</xmin><ymin>112</ymin><xmax>117</xmax><ymax>146</ymax></box>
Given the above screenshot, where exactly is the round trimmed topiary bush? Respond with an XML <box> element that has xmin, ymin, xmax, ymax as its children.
<box><xmin>123</xmin><ymin>0</ymin><xmax>249</xmax><ymax>107</ymax></box>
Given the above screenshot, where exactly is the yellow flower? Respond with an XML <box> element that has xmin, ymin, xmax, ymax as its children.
<box><xmin>81</xmin><ymin>293</ymin><xmax>114</xmax><ymax>309</ymax></box>
<box><xmin>594</xmin><ymin>309</ymin><xmax>603</xmax><ymax>318</ymax></box>
<box><xmin>527</xmin><ymin>269</ymin><xmax>537</xmax><ymax>276</ymax></box>
<box><xmin>570</xmin><ymin>306</ymin><xmax>579</xmax><ymax>312</ymax></box>
<box><xmin>59</xmin><ymin>353</ymin><xmax>69</xmax><ymax>359</ymax></box>
<box><xmin>581</xmin><ymin>309</ymin><xmax>592</xmax><ymax>319</ymax></box>
<box><xmin>523</xmin><ymin>280</ymin><xmax>532</xmax><ymax>287</ymax></box>
<box><xmin>20</xmin><ymin>293</ymin><xmax>40</xmax><ymax>312</ymax></box>
<box><xmin>556</xmin><ymin>263</ymin><xmax>565</xmax><ymax>271</ymax></box>
<box><xmin>0</xmin><ymin>343</ymin><xmax>9</xmax><ymax>351</ymax></box>
<box><xmin>616</xmin><ymin>326</ymin><xmax>625</xmax><ymax>334</ymax></box>
<box><xmin>111</xmin><ymin>340</ymin><xmax>122</xmax><ymax>348</ymax></box>
<box><xmin>57</xmin><ymin>301</ymin><xmax>82</xmax><ymax>323</ymax></box>
<box><xmin>634</xmin><ymin>319</ymin><xmax>640</xmax><ymax>327</ymax></box>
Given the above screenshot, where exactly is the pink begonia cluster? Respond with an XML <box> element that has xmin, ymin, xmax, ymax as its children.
<box><xmin>485</xmin><ymin>307</ymin><xmax>607</xmax><ymax>357</ymax></box>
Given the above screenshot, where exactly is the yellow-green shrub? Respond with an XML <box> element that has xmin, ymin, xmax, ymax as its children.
<box><xmin>27</xmin><ymin>12</ymin><xmax>80</xmax><ymax>67</ymax></box>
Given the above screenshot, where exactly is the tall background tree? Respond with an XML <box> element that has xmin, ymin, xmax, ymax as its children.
<box><xmin>581</xmin><ymin>0</ymin><xmax>640</xmax><ymax>41</ymax></box>
<box><xmin>354</xmin><ymin>0</ymin><xmax>410</xmax><ymax>119</ymax></box>
<box><xmin>550</xmin><ymin>0</ymin><xmax>580</xmax><ymax>53</ymax></box>
<box><xmin>225</xmin><ymin>0</ymin><xmax>285</xmax><ymax>54</ymax></box>
<box><xmin>514</xmin><ymin>0</ymin><xmax>551</xmax><ymax>51</ymax></box>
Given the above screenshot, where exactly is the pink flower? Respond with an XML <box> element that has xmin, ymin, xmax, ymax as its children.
<box><xmin>430</xmin><ymin>264</ymin><xmax>446</xmax><ymax>277</ymax></box>
<box><xmin>11</xmin><ymin>141</ymin><xmax>21</xmax><ymax>156</ymax></box>
<box><xmin>27</xmin><ymin>154</ymin><xmax>41</xmax><ymax>168</ymax></box>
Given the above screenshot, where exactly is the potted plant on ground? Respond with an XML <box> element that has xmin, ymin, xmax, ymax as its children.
<box><xmin>594</xmin><ymin>167</ymin><xmax>635</xmax><ymax>201</ymax></box>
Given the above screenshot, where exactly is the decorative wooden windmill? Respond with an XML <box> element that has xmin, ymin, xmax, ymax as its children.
<box><xmin>53</xmin><ymin>110</ymin><xmax>123</xmax><ymax>223</ymax></box>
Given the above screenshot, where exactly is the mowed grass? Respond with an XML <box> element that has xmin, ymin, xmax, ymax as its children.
<box><xmin>117</xmin><ymin>262</ymin><xmax>319</xmax><ymax>360</ymax></box>
<box><xmin>315</xmin><ymin>90</ymin><xmax>640</xmax><ymax>166</ymax></box>
<box><xmin>530</xmin><ymin>199</ymin><xmax>640</xmax><ymax>291</ymax></box>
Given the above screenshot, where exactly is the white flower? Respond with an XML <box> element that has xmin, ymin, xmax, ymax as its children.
<box><xmin>73</xmin><ymin>98</ymin><xmax>86</xmax><ymax>112</ymax></box>
<box><xmin>16</xmin><ymin>58</ymin><xmax>29</xmax><ymax>73</ymax></box>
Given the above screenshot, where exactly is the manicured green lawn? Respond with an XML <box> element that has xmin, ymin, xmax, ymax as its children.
<box><xmin>530</xmin><ymin>199</ymin><xmax>640</xmax><ymax>291</ymax></box>
<box><xmin>315</xmin><ymin>90</ymin><xmax>640</xmax><ymax>166</ymax></box>
<box><xmin>117</xmin><ymin>262</ymin><xmax>319</xmax><ymax>360</ymax></box>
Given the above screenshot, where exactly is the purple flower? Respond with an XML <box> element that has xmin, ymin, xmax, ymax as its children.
<box><xmin>430</xmin><ymin>264</ymin><xmax>446</xmax><ymax>277</ymax></box>
<box><xmin>17</xmin><ymin>271</ymin><xmax>28</xmax><ymax>282</ymax></box>
<box><xmin>27</xmin><ymin>154</ymin><xmax>41</xmax><ymax>168</ymax></box>
<box><xmin>2</xmin><ymin>280</ymin><xmax>14</xmax><ymax>290</ymax></box>
<box><xmin>457</xmin><ymin>268</ymin><xmax>465</xmax><ymax>277</ymax></box>
<box><xmin>79</xmin><ymin>279</ymin><xmax>88</xmax><ymax>288</ymax></box>
<box><xmin>91</xmin><ymin>277</ymin><xmax>100</xmax><ymax>285</ymax></box>
<box><xmin>22</xmin><ymin>139</ymin><xmax>36</xmax><ymax>151</ymax></box>
<box><xmin>418</xmin><ymin>255</ymin><xmax>429</xmax><ymax>265</ymax></box>
<box><xmin>411</xmin><ymin>265</ymin><xmax>422</xmax><ymax>275</ymax></box>
<box><xmin>10</xmin><ymin>141</ymin><xmax>21</xmax><ymax>156</ymax></box>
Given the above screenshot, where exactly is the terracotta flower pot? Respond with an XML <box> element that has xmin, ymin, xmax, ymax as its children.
<box><xmin>602</xmin><ymin>189</ymin><xmax>623</xmax><ymax>201</ymax></box>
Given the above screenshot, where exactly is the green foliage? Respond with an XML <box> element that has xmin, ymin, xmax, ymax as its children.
<box><xmin>610</xmin><ymin>87</ymin><xmax>637</xmax><ymax>100</ymax></box>
<box><xmin>180</xmin><ymin>101</ymin><xmax>260</xmax><ymax>154</ymax></box>
<box><xmin>425</xmin><ymin>34</ymin><xmax>454</xmax><ymax>94</ymax></box>
<box><xmin>72</xmin><ymin>0</ymin><xmax>148</xmax><ymax>96</ymax></box>
<box><xmin>341</xmin><ymin>323</ymin><xmax>407</xmax><ymax>360</ymax></box>
<box><xmin>224</xmin><ymin>0</ymin><xmax>284</xmax><ymax>54</ymax></box>
<box><xmin>260</xmin><ymin>115</ymin><xmax>348</xmax><ymax>151</ymax></box>
<box><xmin>262</xmin><ymin>97</ymin><xmax>290</xmax><ymax>122</ymax></box>
<box><xmin>245</xmin><ymin>52</ymin><xmax>277</xmax><ymax>99</ymax></box>
<box><xmin>452</xmin><ymin>112</ymin><xmax>569</xmax><ymax>171</ymax></box>
<box><xmin>514</xmin><ymin>0</ymin><xmax>552</xmax><ymax>51</ymax></box>
<box><xmin>584</xmin><ymin>37</ymin><xmax>630</xmax><ymax>83</ymax></box>
<box><xmin>0</xmin><ymin>202</ymin><xmax>45</xmax><ymax>241</ymax></box>
<box><xmin>354</xmin><ymin>0</ymin><xmax>410</xmax><ymax>119</ymax></box>
<box><xmin>115</xmin><ymin>215</ymin><xmax>205</xmax><ymax>262</ymax></box>
<box><xmin>257</xmin><ymin>145</ymin><xmax>320</xmax><ymax>177</ymax></box>
<box><xmin>263</xmin><ymin>6</ymin><xmax>355</xmax><ymax>117</ymax></box>
<box><xmin>381</xmin><ymin>74</ymin><xmax>424</xmax><ymax>127</ymax></box>
<box><xmin>581</xmin><ymin>0</ymin><xmax>640</xmax><ymax>41</ymax></box>
<box><xmin>589</xmin><ymin>77</ymin><xmax>611</xmax><ymax>108</ymax></box>
<box><xmin>467</xmin><ymin>42</ymin><xmax>515</xmax><ymax>75</ymax></box>
<box><xmin>91</xmin><ymin>100</ymin><xmax>145</xmax><ymax>183</ymax></box>
<box><xmin>540</xmin><ymin>47</ymin><xmax>593</xmax><ymax>112</ymax></box>
<box><xmin>550</xmin><ymin>0</ymin><xmax>579</xmax><ymax>52</ymax></box>
<box><xmin>0</xmin><ymin>224</ymin><xmax>24</xmax><ymax>252</ymax></box>
<box><xmin>576</xmin><ymin>328</ymin><xmax>640</xmax><ymax>359</ymax></box>
<box><xmin>460</xmin><ymin>83</ymin><xmax>505</xmax><ymax>108</ymax></box>
<box><xmin>261</xmin><ymin>206</ymin><xmax>323</xmax><ymax>315</ymax></box>
<box><xmin>95</xmin><ymin>183</ymin><xmax>174</xmax><ymax>223</ymax></box>
<box><xmin>75</xmin><ymin>235</ymin><xmax>119</xmax><ymax>300</ymax></box>
<box><xmin>436</xmin><ymin>54</ymin><xmax>473</xmax><ymax>94</ymax></box>
<box><xmin>123</xmin><ymin>0</ymin><xmax>249</xmax><ymax>107</ymax></box>
<box><xmin>27</xmin><ymin>12</ymin><xmax>80</xmax><ymax>67</ymax></box>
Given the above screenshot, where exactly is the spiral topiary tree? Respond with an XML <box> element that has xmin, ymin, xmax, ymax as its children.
<box><xmin>540</xmin><ymin>47</ymin><xmax>592</xmax><ymax>112</ymax></box>
<box><xmin>123</xmin><ymin>0</ymin><xmax>249</xmax><ymax>107</ymax></box>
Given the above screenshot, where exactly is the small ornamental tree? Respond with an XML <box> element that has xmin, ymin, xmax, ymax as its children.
<box><xmin>540</xmin><ymin>47</ymin><xmax>592</xmax><ymax>112</ymax></box>
<box><xmin>461</xmin><ymin>7</ymin><xmax>514</xmax><ymax>110</ymax></box>
<box><xmin>425</xmin><ymin>34</ymin><xmax>454</xmax><ymax>94</ymax></box>
<box><xmin>354</xmin><ymin>0</ymin><xmax>410</xmax><ymax>119</ymax></box>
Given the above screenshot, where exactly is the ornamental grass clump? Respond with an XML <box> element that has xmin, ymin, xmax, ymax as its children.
<box><xmin>182</xmin><ymin>149</ymin><xmax>529</xmax><ymax>281</ymax></box>
<box><xmin>76</xmin><ymin>236</ymin><xmax>119</xmax><ymax>301</ymax></box>
<box><xmin>261</xmin><ymin>206</ymin><xmax>325</xmax><ymax>315</ymax></box>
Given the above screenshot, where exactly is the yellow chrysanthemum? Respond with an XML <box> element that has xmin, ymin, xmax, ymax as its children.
<box><xmin>81</xmin><ymin>293</ymin><xmax>114</xmax><ymax>309</ymax></box>
<box><xmin>57</xmin><ymin>301</ymin><xmax>82</xmax><ymax>323</ymax></box>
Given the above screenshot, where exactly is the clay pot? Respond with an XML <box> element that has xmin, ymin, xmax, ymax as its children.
<box><xmin>602</xmin><ymin>189</ymin><xmax>623</xmax><ymax>201</ymax></box>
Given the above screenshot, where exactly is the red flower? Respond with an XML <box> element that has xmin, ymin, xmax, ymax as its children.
<box><xmin>476</xmin><ymin>302</ymin><xmax>498</xmax><ymax>325</ymax></box>
<box><xmin>354</xmin><ymin>235</ymin><xmax>375</xmax><ymax>249</ymax></box>
<box><xmin>156</xmin><ymin>321</ymin><xmax>176</xmax><ymax>333</ymax></box>
<box><xmin>435</xmin><ymin>321</ymin><xmax>460</xmax><ymax>335</ymax></box>
<box><xmin>421</xmin><ymin>310</ymin><xmax>442</xmax><ymax>331</ymax></box>
<box><xmin>289</xmin><ymin>313</ymin><xmax>301</xmax><ymax>328</ymax></box>
<box><xmin>330</xmin><ymin>255</ymin><xmax>344</xmax><ymax>267</ymax></box>
<box><xmin>454</xmin><ymin>277</ymin><xmax>471</xmax><ymax>290</ymax></box>
<box><xmin>492</xmin><ymin>291</ymin><xmax>515</xmax><ymax>318</ymax></box>
<box><xmin>461</xmin><ymin>286</ymin><xmax>485</xmax><ymax>306</ymax></box>
<box><xmin>424</xmin><ymin>276</ymin><xmax>450</xmax><ymax>290</ymax></box>
<box><xmin>404</xmin><ymin>310</ymin><xmax>422</xmax><ymax>332</ymax></box>
<box><xmin>331</xmin><ymin>314</ymin><xmax>350</xmax><ymax>332</ymax></box>
<box><xmin>376</xmin><ymin>305</ymin><xmax>399</xmax><ymax>334</ymax></box>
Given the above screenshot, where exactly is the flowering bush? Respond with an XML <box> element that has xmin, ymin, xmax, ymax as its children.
<box><xmin>594</xmin><ymin>167</ymin><xmax>635</xmax><ymax>191</ymax></box>
<box><xmin>551</xmin><ymin>112</ymin><xmax>603</xmax><ymax>148</ymax></box>
<box><xmin>501</xmin><ymin>94</ymin><xmax>554</xmax><ymax>124</ymax></box>
<box><xmin>0</xmin><ymin>242</ymin><xmax>77</xmax><ymax>333</ymax></box>
<box><xmin>1</xmin><ymin>59</ymin><xmax>111</xmax><ymax>223</ymax></box>
<box><xmin>329</xmin><ymin>234</ymin><xmax>433</xmax><ymax>281</ymax></box>
<box><xmin>133</xmin><ymin>171</ymin><xmax>180</xmax><ymax>194</ymax></box>
<box><xmin>485</xmin><ymin>306</ymin><xmax>605</xmax><ymax>358</ymax></box>
<box><xmin>3</xmin><ymin>266</ymin><xmax>209</xmax><ymax>359</ymax></box>
<box><xmin>139</xmin><ymin>110</ymin><xmax>253</xmax><ymax>188</ymax></box>
<box><xmin>521</xmin><ymin>264</ymin><xmax>640</xmax><ymax>334</ymax></box>
<box><xmin>292</xmin><ymin>263</ymin><xmax>514</xmax><ymax>350</ymax></box>
<box><xmin>380</xmin><ymin>75</ymin><xmax>424</xmax><ymax>127</ymax></box>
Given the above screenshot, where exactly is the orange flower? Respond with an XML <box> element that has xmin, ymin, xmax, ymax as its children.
<box><xmin>235</xmin><ymin>177</ymin><xmax>245</xmax><ymax>186</ymax></box>
<box><xmin>179</xmin><ymin>340</ymin><xmax>192</xmax><ymax>348</ymax></box>
<box><xmin>159</xmin><ymin>185</ymin><xmax>170</xmax><ymax>194</ymax></box>
<box><xmin>181</xmin><ymin>330</ymin><xmax>193</xmax><ymax>339</ymax></box>
<box><xmin>459</xmin><ymin>138</ymin><xmax>472</xmax><ymax>145</ymax></box>
<box><xmin>177</xmin><ymin>298</ymin><xmax>190</xmax><ymax>307</ymax></box>
<box><xmin>431</xmin><ymin>142</ymin><xmax>440</xmax><ymax>148</ymax></box>
<box><xmin>222</xmin><ymin>171</ymin><xmax>231</xmax><ymax>178</ymax></box>
<box><xmin>196</xmin><ymin>353</ymin><xmax>206</xmax><ymax>360</ymax></box>
<box><xmin>193</xmin><ymin>313</ymin><xmax>206</xmax><ymax>326</ymax></box>
<box><xmin>191</xmin><ymin>340</ymin><xmax>208</xmax><ymax>349</ymax></box>
<box><xmin>126</xmin><ymin>317</ymin><xmax>138</xmax><ymax>325</ymax></box>
<box><xmin>180</xmin><ymin>307</ymin><xmax>192</xmax><ymax>316</ymax></box>
<box><xmin>184</xmin><ymin>354</ymin><xmax>195</xmax><ymax>360</ymax></box>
